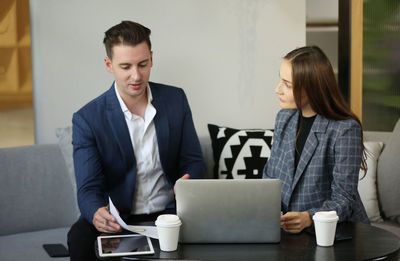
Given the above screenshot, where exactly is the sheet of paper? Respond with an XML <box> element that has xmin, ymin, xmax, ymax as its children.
<box><xmin>127</xmin><ymin>225</ymin><xmax>158</xmax><ymax>239</ymax></box>
<box><xmin>108</xmin><ymin>197</ymin><xmax>159</xmax><ymax>239</ymax></box>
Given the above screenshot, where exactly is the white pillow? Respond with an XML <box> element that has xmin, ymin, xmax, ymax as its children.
<box><xmin>358</xmin><ymin>141</ymin><xmax>384</xmax><ymax>222</ymax></box>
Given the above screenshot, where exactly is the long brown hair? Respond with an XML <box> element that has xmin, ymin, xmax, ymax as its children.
<box><xmin>284</xmin><ymin>46</ymin><xmax>367</xmax><ymax>172</ymax></box>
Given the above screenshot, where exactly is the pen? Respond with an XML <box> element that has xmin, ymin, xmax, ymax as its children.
<box><xmin>104</xmin><ymin>204</ymin><xmax>110</xmax><ymax>228</ymax></box>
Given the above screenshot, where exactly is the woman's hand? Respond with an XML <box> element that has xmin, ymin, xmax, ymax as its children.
<box><xmin>281</xmin><ymin>211</ymin><xmax>312</xmax><ymax>233</ymax></box>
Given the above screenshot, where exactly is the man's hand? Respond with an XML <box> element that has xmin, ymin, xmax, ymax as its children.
<box><xmin>93</xmin><ymin>206</ymin><xmax>122</xmax><ymax>233</ymax></box>
<box><xmin>280</xmin><ymin>211</ymin><xmax>312</xmax><ymax>233</ymax></box>
<box><xmin>174</xmin><ymin>173</ymin><xmax>190</xmax><ymax>195</ymax></box>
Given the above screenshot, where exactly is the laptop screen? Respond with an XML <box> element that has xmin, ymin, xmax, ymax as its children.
<box><xmin>176</xmin><ymin>179</ymin><xmax>281</xmax><ymax>243</ymax></box>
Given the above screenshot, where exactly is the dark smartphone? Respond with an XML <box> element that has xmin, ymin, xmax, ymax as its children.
<box><xmin>334</xmin><ymin>229</ymin><xmax>353</xmax><ymax>241</ymax></box>
<box><xmin>334</xmin><ymin>222</ymin><xmax>353</xmax><ymax>241</ymax></box>
<box><xmin>43</xmin><ymin>244</ymin><xmax>69</xmax><ymax>257</ymax></box>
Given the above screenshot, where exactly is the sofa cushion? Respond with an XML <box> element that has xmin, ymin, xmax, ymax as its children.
<box><xmin>358</xmin><ymin>141</ymin><xmax>384</xmax><ymax>222</ymax></box>
<box><xmin>0</xmin><ymin>144</ymin><xmax>79</xmax><ymax>236</ymax></box>
<box><xmin>0</xmin><ymin>227</ymin><xmax>70</xmax><ymax>261</ymax></box>
<box><xmin>55</xmin><ymin>127</ymin><xmax>76</xmax><ymax>198</ymax></box>
<box><xmin>208</xmin><ymin>124</ymin><xmax>273</xmax><ymax>179</ymax></box>
<box><xmin>377</xmin><ymin>119</ymin><xmax>400</xmax><ymax>224</ymax></box>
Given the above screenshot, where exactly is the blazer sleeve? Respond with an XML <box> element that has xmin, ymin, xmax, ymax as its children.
<box><xmin>72</xmin><ymin>112</ymin><xmax>107</xmax><ymax>224</ymax></box>
<box><xmin>176</xmin><ymin>90</ymin><xmax>206</xmax><ymax>179</ymax></box>
<box><xmin>308</xmin><ymin>121</ymin><xmax>363</xmax><ymax>221</ymax></box>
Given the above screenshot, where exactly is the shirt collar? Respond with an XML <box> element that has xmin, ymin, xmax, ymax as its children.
<box><xmin>114</xmin><ymin>82</ymin><xmax>129</xmax><ymax>114</ymax></box>
<box><xmin>114</xmin><ymin>82</ymin><xmax>154</xmax><ymax>120</ymax></box>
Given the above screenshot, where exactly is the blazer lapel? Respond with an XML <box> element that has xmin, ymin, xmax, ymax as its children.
<box><xmin>292</xmin><ymin>115</ymin><xmax>328</xmax><ymax>189</ymax></box>
<box><xmin>105</xmin><ymin>84</ymin><xmax>135</xmax><ymax>169</ymax></box>
<box><xmin>279</xmin><ymin>110</ymin><xmax>298</xmax><ymax>210</ymax></box>
<box><xmin>284</xmin><ymin>112</ymin><xmax>298</xmax><ymax>185</ymax></box>
<box><xmin>150</xmin><ymin>83</ymin><xmax>169</xmax><ymax>169</ymax></box>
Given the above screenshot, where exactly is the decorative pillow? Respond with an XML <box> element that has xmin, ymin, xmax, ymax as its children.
<box><xmin>377</xmin><ymin>118</ymin><xmax>400</xmax><ymax>224</ymax></box>
<box><xmin>358</xmin><ymin>141</ymin><xmax>384</xmax><ymax>222</ymax></box>
<box><xmin>55</xmin><ymin>126</ymin><xmax>76</xmax><ymax>197</ymax></box>
<box><xmin>208</xmin><ymin>124</ymin><xmax>273</xmax><ymax>179</ymax></box>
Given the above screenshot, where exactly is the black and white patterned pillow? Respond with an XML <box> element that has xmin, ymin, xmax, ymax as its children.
<box><xmin>208</xmin><ymin>124</ymin><xmax>273</xmax><ymax>179</ymax></box>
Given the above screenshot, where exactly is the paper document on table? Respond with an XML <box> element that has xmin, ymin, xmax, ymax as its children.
<box><xmin>127</xmin><ymin>225</ymin><xmax>158</xmax><ymax>239</ymax></box>
<box><xmin>108</xmin><ymin>197</ymin><xmax>159</xmax><ymax>239</ymax></box>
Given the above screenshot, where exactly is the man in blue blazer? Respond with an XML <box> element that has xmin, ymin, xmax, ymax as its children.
<box><xmin>67</xmin><ymin>21</ymin><xmax>205</xmax><ymax>261</ymax></box>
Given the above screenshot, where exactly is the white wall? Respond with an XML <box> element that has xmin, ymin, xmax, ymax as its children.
<box><xmin>30</xmin><ymin>0</ymin><xmax>305</xmax><ymax>144</ymax></box>
<box><xmin>306</xmin><ymin>0</ymin><xmax>338</xmax><ymax>23</ymax></box>
<box><xmin>305</xmin><ymin>0</ymin><xmax>338</xmax><ymax>75</ymax></box>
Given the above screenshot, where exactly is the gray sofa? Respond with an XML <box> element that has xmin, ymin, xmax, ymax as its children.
<box><xmin>0</xmin><ymin>144</ymin><xmax>79</xmax><ymax>261</ymax></box>
<box><xmin>363</xmin><ymin>120</ymin><xmax>400</xmax><ymax>238</ymax></box>
<box><xmin>0</xmin><ymin>120</ymin><xmax>399</xmax><ymax>260</ymax></box>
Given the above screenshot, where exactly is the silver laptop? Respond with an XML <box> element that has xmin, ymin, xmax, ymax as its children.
<box><xmin>175</xmin><ymin>179</ymin><xmax>281</xmax><ymax>243</ymax></box>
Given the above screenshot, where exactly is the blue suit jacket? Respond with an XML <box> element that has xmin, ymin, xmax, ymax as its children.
<box><xmin>263</xmin><ymin>109</ymin><xmax>369</xmax><ymax>223</ymax></box>
<box><xmin>72</xmin><ymin>82</ymin><xmax>206</xmax><ymax>223</ymax></box>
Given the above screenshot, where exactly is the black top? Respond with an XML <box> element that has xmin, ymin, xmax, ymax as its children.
<box><xmin>295</xmin><ymin>114</ymin><xmax>317</xmax><ymax>168</ymax></box>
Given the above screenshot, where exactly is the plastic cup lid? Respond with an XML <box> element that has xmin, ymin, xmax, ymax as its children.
<box><xmin>313</xmin><ymin>211</ymin><xmax>339</xmax><ymax>222</ymax></box>
<box><xmin>155</xmin><ymin>214</ymin><xmax>182</xmax><ymax>227</ymax></box>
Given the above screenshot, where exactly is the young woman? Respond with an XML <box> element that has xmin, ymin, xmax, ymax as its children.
<box><xmin>263</xmin><ymin>46</ymin><xmax>369</xmax><ymax>233</ymax></box>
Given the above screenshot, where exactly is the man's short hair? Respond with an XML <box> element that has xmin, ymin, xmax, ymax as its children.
<box><xmin>103</xmin><ymin>20</ymin><xmax>151</xmax><ymax>59</ymax></box>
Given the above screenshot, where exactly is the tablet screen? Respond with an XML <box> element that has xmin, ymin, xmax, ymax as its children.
<box><xmin>97</xmin><ymin>234</ymin><xmax>154</xmax><ymax>257</ymax></box>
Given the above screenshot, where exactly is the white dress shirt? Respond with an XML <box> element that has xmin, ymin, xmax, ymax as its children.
<box><xmin>114</xmin><ymin>84</ymin><xmax>175</xmax><ymax>215</ymax></box>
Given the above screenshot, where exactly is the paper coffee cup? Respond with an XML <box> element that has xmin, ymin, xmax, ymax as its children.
<box><xmin>155</xmin><ymin>214</ymin><xmax>182</xmax><ymax>252</ymax></box>
<box><xmin>312</xmin><ymin>211</ymin><xmax>339</xmax><ymax>247</ymax></box>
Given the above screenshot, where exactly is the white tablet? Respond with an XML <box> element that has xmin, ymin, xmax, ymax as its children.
<box><xmin>97</xmin><ymin>234</ymin><xmax>154</xmax><ymax>257</ymax></box>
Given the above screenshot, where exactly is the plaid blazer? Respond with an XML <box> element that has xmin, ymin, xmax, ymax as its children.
<box><xmin>263</xmin><ymin>109</ymin><xmax>369</xmax><ymax>223</ymax></box>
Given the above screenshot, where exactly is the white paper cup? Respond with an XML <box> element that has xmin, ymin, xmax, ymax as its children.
<box><xmin>155</xmin><ymin>214</ymin><xmax>182</xmax><ymax>252</ymax></box>
<box><xmin>312</xmin><ymin>211</ymin><xmax>339</xmax><ymax>247</ymax></box>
